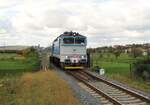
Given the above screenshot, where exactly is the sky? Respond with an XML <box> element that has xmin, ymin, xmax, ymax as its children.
<box><xmin>0</xmin><ymin>0</ymin><xmax>150</xmax><ymax>47</ymax></box>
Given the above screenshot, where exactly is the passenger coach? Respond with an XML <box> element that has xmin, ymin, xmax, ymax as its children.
<box><xmin>51</xmin><ymin>31</ymin><xmax>87</xmax><ymax>69</ymax></box>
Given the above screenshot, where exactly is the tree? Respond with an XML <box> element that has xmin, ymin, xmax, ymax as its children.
<box><xmin>99</xmin><ymin>52</ymin><xmax>103</xmax><ymax>58</ymax></box>
<box><xmin>147</xmin><ymin>49</ymin><xmax>150</xmax><ymax>58</ymax></box>
<box><xmin>130</xmin><ymin>48</ymin><xmax>142</xmax><ymax>58</ymax></box>
<box><xmin>133</xmin><ymin>58</ymin><xmax>150</xmax><ymax>80</ymax></box>
<box><xmin>113</xmin><ymin>50</ymin><xmax>122</xmax><ymax>59</ymax></box>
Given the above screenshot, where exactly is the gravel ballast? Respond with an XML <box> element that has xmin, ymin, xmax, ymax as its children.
<box><xmin>53</xmin><ymin>66</ymin><xmax>102</xmax><ymax>105</ymax></box>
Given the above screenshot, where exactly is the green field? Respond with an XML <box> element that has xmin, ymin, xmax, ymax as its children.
<box><xmin>94</xmin><ymin>61</ymin><xmax>130</xmax><ymax>76</ymax></box>
<box><xmin>92</xmin><ymin>53</ymin><xmax>132</xmax><ymax>75</ymax></box>
<box><xmin>0</xmin><ymin>53</ymin><xmax>17</xmax><ymax>59</ymax></box>
<box><xmin>92</xmin><ymin>53</ymin><xmax>146</xmax><ymax>74</ymax></box>
<box><xmin>92</xmin><ymin>53</ymin><xmax>150</xmax><ymax>93</ymax></box>
<box><xmin>0</xmin><ymin>51</ymin><xmax>40</xmax><ymax>73</ymax></box>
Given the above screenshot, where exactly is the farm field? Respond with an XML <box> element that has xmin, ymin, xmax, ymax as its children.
<box><xmin>92</xmin><ymin>53</ymin><xmax>134</xmax><ymax>76</ymax></box>
<box><xmin>92</xmin><ymin>53</ymin><xmax>147</xmax><ymax>75</ymax></box>
<box><xmin>0</xmin><ymin>71</ymin><xmax>80</xmax><ymax>105</ymax></box>
<box><xmin>0</xmin><ymin>53</ymin><xmax>18</xmax><ymax>59</ymax></box>
<box><xmin>93</xmin><ymin>61</ymin><xmax>130</xmax><ymax>76</ymax></box>
<box><xmin>0</xmin><ymin>50</ymin><xmax>40</xmax><ymax>73</ymax></box>
<box><xmin>92</xmin><ymin>53</ymin><xmax>150</xmax><ymax>93</ymax></box>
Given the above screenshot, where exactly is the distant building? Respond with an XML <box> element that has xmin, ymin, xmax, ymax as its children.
<box><xmin>143</xmin><ymin>51</ymin><xmax>148</xmax><ymax>56</ymax></box>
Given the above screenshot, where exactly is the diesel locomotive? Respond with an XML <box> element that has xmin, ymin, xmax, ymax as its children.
<box><xmin>51</xmin><ymin>31</ymin><xmax>87</xmax><ymax>69</ymax></box>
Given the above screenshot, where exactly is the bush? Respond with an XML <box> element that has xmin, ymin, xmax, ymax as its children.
<box><xmin>133</xmin><ymin>58</ymin><xmax>150</xmax><ymax>80</ymax></box>
<box><xmin>142</xmin><ymin>71</ymin><xmax>150</xmax><ymax>80</ymax></box>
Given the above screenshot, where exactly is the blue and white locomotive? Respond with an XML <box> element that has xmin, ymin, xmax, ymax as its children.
<box><xmin>51</xmin><ymin>31</ymin><xmax>87</xmax><ymax>69</ymax></box>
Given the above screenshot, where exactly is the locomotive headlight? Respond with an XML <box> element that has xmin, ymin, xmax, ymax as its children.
<box><xmin>81</xmin><ymin>55</ymin><xmax>86</xmax><ymax>59</ymax></box>
<box><xmin>65</xmin><ymin>56</ymin><xmax>69</xmax><ymax>59</ymax></box>
<box><xmin>81</xmin><ymin>55</ymin><xmax>84</xmax><ymax>59</ymax></box>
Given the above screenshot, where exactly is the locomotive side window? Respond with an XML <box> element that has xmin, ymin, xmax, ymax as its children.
<box><xmin>63</xmin><ymin>37</ymin><xmax>74</xmax><ymax>44</ymax></box>
<box><xmin>75</xmin><ymin>37</ymin><xmax>85</xmax><ymax>44</ymax></box>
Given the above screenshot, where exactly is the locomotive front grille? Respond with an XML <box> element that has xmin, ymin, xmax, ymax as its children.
<box><xmin>73</xmin><ymin>60</ymin><xmax>76</xmax><ymax>63</ymax></box>
<box><xmin>65</xmin><ymin>59</ymin><xmax>71</xmax><ymax>63</ymax></box>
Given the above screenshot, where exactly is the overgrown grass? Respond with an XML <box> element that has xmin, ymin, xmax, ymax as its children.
<box><xmin>108</xmin><ymin>74</ymin><xmax>150</xmax><ymax>93</ymax></box>
<box><xmin>0</xmin><ymin>71</ymin><xmax>80</xmax><ymax>105</ymax></box>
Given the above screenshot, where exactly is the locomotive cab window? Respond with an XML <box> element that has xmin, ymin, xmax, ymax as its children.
<box><xmin>75</xmin><ymin>37</ymin><xmax>85</xmax><ymax>44</ymax></box>
<box><xmin>63</xmin><ymin>37</ymin><xmax>74</xmax><ymax>44</ymax></box>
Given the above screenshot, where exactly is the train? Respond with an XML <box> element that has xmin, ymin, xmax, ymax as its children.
<box><xmin>51</xmin><ymin>31</ymin><xmax>87</xmax><ymax>69</ymax></box>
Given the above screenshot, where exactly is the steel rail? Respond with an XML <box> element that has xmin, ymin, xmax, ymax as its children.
<box><xmin>67</xmin><ymin>71</ymin><xmax>123</xmax><ymax>105</ymax></box>
<box><xmin>83</xmin><ymin>70</ymin><xmax>150</xmax><ymax>103</ymax></box>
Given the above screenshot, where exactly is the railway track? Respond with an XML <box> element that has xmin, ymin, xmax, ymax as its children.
<box><xmin>66</xmin><ymin>70</ymin><xmax>150</xmax><ymax>105</ymax></box>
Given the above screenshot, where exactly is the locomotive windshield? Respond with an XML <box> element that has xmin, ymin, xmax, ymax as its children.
<box><xmin>75</xmin><ymin>37</ymin><xmax>85</xmax><ymax>44</ymax></box>
<box><xmin>63</xmin><ymin>36</ymin><xmax>86</xmax><ymax>45</ymax></box>
<box><xmin>63</xmin><ymin>37</ymin><xmax>74</xmax><ymax>44</ymax></box>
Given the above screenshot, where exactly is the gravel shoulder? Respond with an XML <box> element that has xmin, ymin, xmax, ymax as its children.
<box><xmin>52</xmin><ymin>66</ymin><xmax>102</xmax><ymax>105</ymax></box>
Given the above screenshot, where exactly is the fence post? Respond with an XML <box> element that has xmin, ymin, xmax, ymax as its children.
<box><xmin>130</xmin><ymin>63</ymin><xmax>132</xmax><ymax>78</ymax></box>
<box><xmin>90</xmin><ymin>52</ymin><xmax>93</xmax><ymax>69</ymax></box>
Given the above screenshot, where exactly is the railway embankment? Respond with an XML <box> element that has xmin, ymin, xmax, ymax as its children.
<box><xmin>0</xmin><ymin>70</ymin><xmax>80</xmax><ymax>105</ymax></box>
<box><xmin>52</xmin><ymin>65</ymin><xmax>103</xmax><ymax>105</ymax></box>
<box><xmin>66</xmin><ymin>69</ymin><xmax>150</xmax><ymax>105</ymax></box>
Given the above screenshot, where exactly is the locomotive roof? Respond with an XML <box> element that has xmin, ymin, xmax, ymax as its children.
<box><xmin>59</xmin><ymin>31</ymin><xmax>85</xmax><ymax>38</ymax></box>
<box><xmin>53</xmin><ymin>31</ymin><xmax>86</xmax><ymax>42</ymax></box>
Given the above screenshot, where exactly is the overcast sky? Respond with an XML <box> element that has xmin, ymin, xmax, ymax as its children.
<box><xmin>0</xmin><ymin>0</ymin><xmax>150</xmax><ymax>47</ymax></box>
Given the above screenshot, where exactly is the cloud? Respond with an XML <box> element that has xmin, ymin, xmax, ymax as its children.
<box><xmin>0</xmin><ymin>0</ymin><xmax>17</xmax><ymax>8</ymax></box>
<box><xmin>0</xmin><ymin>0</ymin><xmax>150</xmax><ymax>47</ymax></box>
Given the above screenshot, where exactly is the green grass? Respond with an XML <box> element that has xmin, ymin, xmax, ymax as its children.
<box><xmin>93</xmin><ymin>53</ymin><xmax>118</xmax><ymax>62</ymax></box>
<box><xmin>0</xmin><ymin>60</ymin><xmax>26</xmax><ymax>70</ymax></box>
<box><xmin>92</xmin><ymin>53</ymin><xmax>146</xmax><ymax>75</ymax></box>
<box><xmin>0</xmin><ymin>51</ymin><xmax>40</xmax><ymax>73</ymax></box>
<box><xmin>93</xmin><ymin>53</ymin><xmax>145</xmax><ymax>63</ymax></box>
<box><xmin>94</xmin><ymin>61</ymin><xmax>130</xmax><ymax>76</ymax></box>
<box><xmin>0</xmin><ymin>53</ymin><xmax>17</xmax><ymax>59</ymax></box>
<box><xmin>108</xmin><ymin>74</ymin><xmax>150</xmax><ymax>93</ymax></box>
<box><xmin>93</xmin><ymin>53</ymin><xmax>131</xmax><ymax>75</ymax></box>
